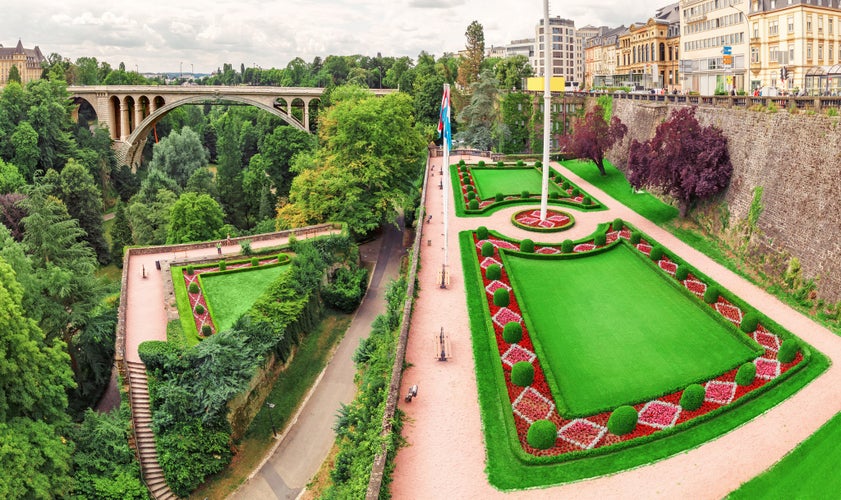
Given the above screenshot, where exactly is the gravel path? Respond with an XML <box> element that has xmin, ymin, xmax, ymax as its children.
<box><xmin>390</xmin><ymin>155</ymin><xmax>841</xmax><ymax>499</ymax></box>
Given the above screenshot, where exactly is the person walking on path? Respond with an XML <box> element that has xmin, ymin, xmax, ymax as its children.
<box><xmin>216</xmin><ymin>242</ymin><xmax>222</xmax><ymax>255</ymax></box>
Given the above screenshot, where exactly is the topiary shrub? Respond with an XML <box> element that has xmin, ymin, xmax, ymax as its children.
<box><xmin>778</xmin><ymin>339</ymin><xmax>800</xmax><ymax>363</ymax></box>
<box><xmin>521</xmin><ymin>190</ymin><xmax>530</xmax><ymax>199</ymax></box>
<box><xmin>201</xmin><ymin>324</ymin><xmax>212</xmax><ymax>336</ymax></box>
<box><xmin>467</xmin><ymin>191</ymin><xmax>477</xmax><ymax>200</ymax></box>
<box><xmin>277</xmin><ymin>253</ymin><xmax>286</xmax><ymax>263</ymax></box>
<box><xmin>526</xmin><ymin>420</ymin><xmax>557</xmax><ymax>450</ymax></box>
<box><xmin>680</xmin><ymin>384</ymin><xmax>706</xmax><ymax>411</ymax></box>
<box><xmin>218</xmin><ymin>260</ymin><xmax>226</xmax><ymax>271</ymax></box>
<box><xmin>251</xmin><ymin>257</ymin><xmax>259</xmax><ymax>267</ymax></box>
<box><xmin>516</xmin><ymin>160</ymin><xmax>525</xmax><ymax>167</ymax></box>
<box><xmin>561</xmin><ymin>239</ymin><xmax>574</xmax><ymax>253</ymax></box>
<box><xmin>548</xmin><ymin>191</ymin><xmax>558</xmax><ymax>200</ymax></box>
<box><xmin>186</xmin><ymin>265</ymin><xmax>194</xmax><ymax>275</ymax></box>
<box><xmin>502</xmin><ymin>322</ymin><xmax>522</xmax><ymax>343</ymax></box>
<box><xmin>650</xmin><ymin>246</ymin><xmax>664</xmax><ymax>261</ymax></box>
<box><xmin>189</xmin><ymin>282</ymin><xmax>199</xmax><ymax>294</ymax></box>
<box><xmin>466</xmin><ymin>184</ymin><xmax>474</xmax><ymax>192</ymax></box>
<box><xmin>476</xmin><ymin>226</ymin><xmax>489</xmax><ymax>240</ymax></box>
<box><xmin>607</xmin><ymin>406</ymin><xmax>638</xmax><ymax>435</ymax></box>
<box><xmin>594</xmin><ymin>232</ymin><xmax>606</xmax><ymax>246</ymax></box>
<box><xmin>497</xmin><ymin>160</ymin><xmax>504</xmax><ymax>167</ymax></box>
<box><xmin>481</xmin><ymin>242</ymin><xmax>494</xmax><ymax>257</ymax></box>
<box><xmin>459</xmin><ymin>159</ymin><xmax>466</xmax><ymax>166</ymax></box>
<box><xmin>548</xmin><ymin>170</ymin><xmax>554</xmax><ymax>178</ymax></box>
<box><xmin>582</xmin><ymin>196</ymin><xmax>592</xmax><ymax>205</ymax></box>
<box><xmin>703</xmin><ymin>285</ymin><xmax>719</xmax><ymax>304</ymax></box>
<box><xmin>477</xmin><ymin>160</ymin><xmax>486</xmax><ymax>167</ymax></box>
<box><xmin>468</xmin><ymin>199</ymin><xmax>479</xmax><ymax>210</ymax></box>
<box><xmin>511</xmin><ymin>362</ymin><xmax>535</xmax><ymax>387</ymax></box>
<box><xmin>495</xmin><ymin>192</ymin><xmax>504</xmax><ymax>202</ymax></box>
<box><xmin>612</xmin><ymin>218</ymin><xmax>623</xmax><ymax>231</ymax></box>
<box><xmin>485</xmin><ymin>264</ymin><xmax>501</xmax><ymax>281</ymax></box>
<box><xmin>630</xmin><ymin>231</ymin><xmax>641</xmax><ymax>244</ymax></box>
<box><xmin>675</xmin><ymin>265</ymin><xmax>690</xmax><ymax>281</ymax></box>
<box><xmin>493</xmin><ymin>288</ymin><xmax>510</xmax><ymax>307</ymax></box>
<box><xmin>520</xmin><ymin>239</ymin><xmax>535</xmax><ymax>253</ymax></box>
<box><xmin>571</xmin><ymin>188</ymin><xmax>580</xmax><ymax>196</ymax></box>
<box><xmin>735</xmin><ymin>362</ymin><xmax>757</xmax><ymax>386</ymax></box>
<box><xmin>534</xmin><ymin>160</ymin><xmax>543</xmax><ymax>168</ymax></box>
<box><xmin>740</xmin><ymin>312</ymin><xmax>760</xmax><ymax>333</ymax></box>
<box><xmin>195</xmin><ymin>304</ymin><xmax>205</xmax><ymax>315</ymax></box>
<box><xmin>138</xmin><ymin>340</ymin><xmax>181</xmax><ymax>371</ymax></box>
<box><xmin>562</xmin><ymin>181</ymin><xmax>570</xmax><ymax>190</ymax></box>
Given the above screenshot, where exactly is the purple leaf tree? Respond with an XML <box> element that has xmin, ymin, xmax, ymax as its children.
<box><xmin>559</xmin><ymin>105</ymin><xmax>627</xmax><ymax>176</ymax></box>
<box><xmin>628</xmin><ymin>107</ymin><xmax>733</xmax><ymax>217</ymax></box>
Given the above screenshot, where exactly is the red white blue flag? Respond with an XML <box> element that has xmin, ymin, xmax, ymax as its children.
<box><xmin>437</xmin><ymin>84</ymin><xmax>451</xmax><ymax>150</ymax></box>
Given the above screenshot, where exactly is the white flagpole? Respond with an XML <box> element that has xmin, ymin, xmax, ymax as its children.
<box><xmin>441</xmin><ymin>83</ymin><xmax>450</xmax><ymax>288</ymax></box>
<box><xmin>540</xmin><ymin>0</ymin><xmax>552</xmax><ymax>221</ymax></box>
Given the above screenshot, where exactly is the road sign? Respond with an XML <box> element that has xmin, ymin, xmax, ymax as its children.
<box><xmin>722</xmin><ymin>55</ymin><xmax>733</xmax><ymax>65</ymax></box>
<box><xmin>723</xmin><ymin>46</ymin><xmax>732</xmax><ymax>55</ymax></box>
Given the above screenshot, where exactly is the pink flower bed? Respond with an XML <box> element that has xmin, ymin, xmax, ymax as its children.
<box><xmin>513</xmin><ymin>209</ymin><xmax>574</xmax><ymax>231</ymax></box>
<box><xmin>472</xmin><ymin>227</ymin><xmax>804</xmax><ymax>457</ymax></box>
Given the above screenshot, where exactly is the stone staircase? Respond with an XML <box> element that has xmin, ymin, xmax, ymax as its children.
<box><xmin>126</xmin><ymin>361</ymin><xmax>178</xmax><ymax>500</ymax></box>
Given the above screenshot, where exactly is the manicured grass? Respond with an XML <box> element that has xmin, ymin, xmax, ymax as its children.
<box><xmin>202</xmin><ymin>265</ymin><xmax>290</xmax><ymax>333</ymax></box>
<box><xmin>459</xmin><ymin>231</ymin><xmax>828</xmax><ymax>489</ymax></box>
<box><xmin>171</xmin><ymin>266</ymin><xmax>201</xmax><ymax>346</ymax></box>
<box><xmin>504</xmin><ymin>244</ymin><xmax>759</xmax><ymax>416</ymax></box>
<box><xmin>471</xmin><ymin>168</ymin><xmax>560</xmax><ymax>200</ymax></box>
<box><xmin>561</xmin><ymin>159</ymin><xmax>678</xmax><ymax>224</ymax></box>
<box><xmin>728</xmin><ymin>411</ymin><xmax>841</xmax><ymax>498</ymax></box>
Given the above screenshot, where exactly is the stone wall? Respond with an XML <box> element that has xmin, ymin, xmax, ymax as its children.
<box><xmin>608</xmin><ymin>100</ymin><xmax>841</xmax><ymax>301</ymax></box>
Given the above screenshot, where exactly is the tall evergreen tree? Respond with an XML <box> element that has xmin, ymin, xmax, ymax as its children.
<box><xmin>110</xmin><ymin>201</ymin><xmax>133</xmax><ymax>267</ymax></box>
<box><xmin>214</xmin><ymin>113</ymin><xmax>247</xmax><ymax>227</ymax></box>
<box><xmin>457</xmin><ymin>21</ymin><xmax>485</xmax><ymax>90</ymax></box>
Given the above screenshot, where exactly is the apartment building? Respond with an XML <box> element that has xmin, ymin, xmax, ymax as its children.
<box><xmin>534</xmin><ymin>17</ymin><xmax>578</xmax><ymax>84</ymax></box>
<box><xmin>680</xmin><ymin>0</ymin><xmax>749</xmax><ymax>94</ymax></box>
<box><xmin>616</xmin><ymin>3</ymin><xmax>681</xmax><ymax>90</ymax></box>
<box><xmin>585</xmin><ymin>26</ymin><xmax>627</xmax><ymax>88</ymax></box>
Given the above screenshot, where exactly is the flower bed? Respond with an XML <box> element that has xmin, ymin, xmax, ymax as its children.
<box><xmin>469</xmin><ymin>225</ymin><xmax>808</xmax><ymax>459</ymax></box>
<box><xmin>511</xmin><ymin>209</ymin><xmax>575</xmax><ymax>232</ymax></box>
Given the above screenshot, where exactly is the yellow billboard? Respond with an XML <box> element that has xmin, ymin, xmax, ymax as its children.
<box><xmin>526</xmin><ymin>76</ymin><xmax>566</xmax><ymax>92</ymax></box>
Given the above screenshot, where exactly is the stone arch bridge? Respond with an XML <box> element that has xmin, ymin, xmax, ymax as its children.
<box><xmin>68</xmin><ymin>85</ymin><xmax>393</xmax><ymax>167</ymax></box>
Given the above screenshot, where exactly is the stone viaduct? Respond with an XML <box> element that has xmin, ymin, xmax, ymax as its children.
<box><xmin>68</xmin><ymin>85</ymin><xmax>393</xmax><ymax>167</ymax></box>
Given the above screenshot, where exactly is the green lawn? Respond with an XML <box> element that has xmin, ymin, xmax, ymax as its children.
<box><xmin>471</xmin><ymin>168</ymin><xmax>561</xmax><ymax>200</ymax></box>
<box><xmin>503</xmin><ymin>244</ymin><xmax>760</xmax><ymax>416</ymax></box>
<box><xmin>560</xmin><ymin>159</ymin><xmax>678</xmax><ymax>224</ymax></box>
<box><xmin>728</xmin><ymin>411</ymin><xmax>841</xmax><ymax>498</ymax></box>
<box><xmin>202</xmin><ymin>265</ymin><xmax>290</xmax><ymax>333</ymax></box>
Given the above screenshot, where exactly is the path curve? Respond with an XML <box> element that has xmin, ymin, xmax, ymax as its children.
<box><xmin>390</xmin><ymin>155</ymin><xmax>841</xmax><ymax>499</ymax></box>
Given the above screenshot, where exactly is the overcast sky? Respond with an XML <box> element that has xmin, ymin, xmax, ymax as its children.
<box><xmin>3</xmin><ymin>0</ymin><xmax>670</xmax><ymax>74</ymax></box>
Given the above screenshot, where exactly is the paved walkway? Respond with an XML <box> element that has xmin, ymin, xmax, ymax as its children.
<box><xmin>230</xmin><ymin>224</ymin><xmax>405</xmax><ymax>499</ymax></box>
<box><xmin>390</xmin><ymin>155</ymin><xmax>841</xmax><ymax>499</ymax></box>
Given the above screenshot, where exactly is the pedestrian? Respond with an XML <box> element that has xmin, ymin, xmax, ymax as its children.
<box><xmin>226</xmin><ymin>233</ymin><xmax>231</xmax><ymax>245</ymax></box>
<box><xmin>427</xmin><ymin>214</ymin><xmax>432</xmax><ymax>224</ymax></box>
<box><xmin>216</xmin><ymin>242</ymin><xmax>222</xmax><ymax>255</ymax></box>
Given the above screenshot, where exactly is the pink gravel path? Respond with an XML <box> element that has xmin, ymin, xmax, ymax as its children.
<box><xmin>390</xmin><ymin>155</ymin><xmax>841</xmax><ymax>498</ymax></box>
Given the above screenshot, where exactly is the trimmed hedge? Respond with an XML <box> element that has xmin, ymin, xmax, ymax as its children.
<box><xmin>521</xmin><ymin>190</ymin><xmax>530</xmax><ymax>199</ymax></box>
<box><xmin>493</xmin><ymin>288</ymin><xmax>510</xmax><ymax>307</ymax></box>
<box><xmin>649</xmin><ymin>246</ymin><xmax>664</xmax><ymax>261</ymax></box>
<box><xmin>526</xmin><ymin>420</ymin><xmax>557</xmax><ymax>450</ymax></box>
<box><xmin>511</xmin><ymin>362</ymin><xmax>535</xmax><ymax>387</ymax></box>
<box><xmin>137</xmin><ymin>340</ymin><xmax>182</xmax><ymax>371</ymax></box>
<box><xmin>186</xmin><ymin>265</ymin><xmax>195</xmax><ymax>275</ymax></box>
<box><xmin>594</xmin><ymin>233</ymin><xmax>606</xmax><ymax>247</ymax></box>
<box><xmin>251</xmin><ymin>257</ymin><xmax>259</xmax><ymax>267</ymax></box>
<box><xmin>189</xmin><ymin>282</ymin><xmax>199</xmax><ymax>294</ymax></box>
<box><xmin>195</xmin><ymin>304</ymin><xmax>205</xmax><ymax>315</ymax></box>
<box><xmin>571</xmin><ymin>188</ymin><xmax>580</xmax><ymax>196</ymax></box>
<box><xmin>679</xmin><ymin>384</ymin><xmax>706</xmax><ymax>411</ymax></box>
<box><xmin>608</xmin><ymin>406</ymin><xmax>639</xmax><ymax>435</ymax></box>
<box><xmin>201</xmin><ymin>324</ymin><xmax>212</xmax><ymax>336</ymax></box>
<box><xmin>469</xmin><ymin>199</ymin><xmax>479</xmax><ymax>210</ymax></box>
<box><xmin>520</xmin><ymin>239</ymin><xmax>535</xmax><ymax>253</ymax></box>
<box><xmin>704</xmin><ymin>285</ymin><xmax>720</xmax><ymax>304</ymax></box>
<box><xmin>486</xmin><ymin>264</ymin><xmax>501</xmax><ymax>281</ymax></box>
<box><xmin>582</xmin><ymin>196</ymin><xmax>592</xmax><ymax>205</ymax></box>
<box><xmin>497</xmin><ymin>160</ymin><xmax>504</xmax><ymax>167</ymax></box>
<box><xmin>477</xmin><ymin>226</ymin><xmax>489</xmax><ymax>240</ymax></box>
<box><xmin>466</xmin><ymin>185</ymin><xmax>474</xmax><ymax>192</ymax></box>
<box><xmin>612</xmin><ymin>218</ymin><xmax>624</xmax><ymax>231</ymax></box>
<box><xmin>561</xmin><ymin>239</ymin><xmax>574</xmax><ymax>253</ymax></box>
<box><xmin>779</xmin><ymin>339</ymin><xmax>800</xmax><ymax>363</ymax></box>
<box><xmin>562</xmin><ymin>181</ymin><xmax>570</xmax><ymax>190</ymax></box>
<box><xmin>630</xmin><ymin>231</ymin><xmax>641</xmax><ymax>244</ymax></box>
<box><xmin>550</xmin><ymin>192</ymin><xmax>559</xmax><ymax>200</ymax></box>
<box><xmin>502</xmin><ymin>322</ymin><xmax>522</xmax><ymax>343</ymax></box>
<box><xmin>495</xmin><ymin>193</ymin><xmax>504</xmax><ymax>202</ymax></box>
<box><xmin>218</xmin><ymin>260</ymin><xmax>226</xmax><ymax>271</ymax></box>
<box><xmin>516</xmin><ymin>160</ymin><xmax>525</xmax><ymax>167</ymax></box>
<box><xmin>735</xmin><ymin>362</ymin><xmax>757</xmax><ymax>386</ymax></box>
<box><xmin>481</xmin><ymin>242</ymin><xmax>495</xmax><ymax>257</ymax></box>
<box><xmin>675</xmin><ymin>265</ymin><xmax>690</xmax><ymax>281</ymax></box>
<box><xmin>740</xmin><ymin>312</ymin><xmax>760</xmax><ymax>333</ymax></box>
<box><xmin>534</xmin><ymin>160</ymin><xmax>542</xmax><ymax>168</ymax></box>
<box><xmin>477</xmin><ymin>160</ymin><xmax>486</xmax><ymax>167</ymax></box>
<box><xmin>467</xmin><ymin>191</ymin><xmax>477</xmax><ymax>200</ymax></box>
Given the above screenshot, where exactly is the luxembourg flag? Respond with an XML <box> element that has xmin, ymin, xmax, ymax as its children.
<box><xmin>437</xmin><ymin>84</ymin><xmax>452</xmax><ymax>150</ymax></box>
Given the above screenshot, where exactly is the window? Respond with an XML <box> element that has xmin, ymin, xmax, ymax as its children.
<box><xmin>819</xmin><ymin>43</ymin><xmax>824</xmax><ymax>61</ymax></box>
<box><xmin>751</xmin><ymin>46</ymin><xmax>760</xmax><ymax>63</ymax></box>
<box><xmin>771</xmin><ymin>0</ymin><xmax>776</xmax><ymax>7</ymax></box>
<box><xmin>807</xmin><ymin>15</ymin><xmax>813</xmax><ymax>32</ymax></box>
<box><xmin>769</xmin><ymin>20</ymin><xmax>779</xmax><ymax>36</ymax></box>
<box><xmin>789</xmin><ymin>45</ymin><xmax>795</xmax><ymax>63</ymax></box>
<box><xmin>807</xmin><ymin>43</ymin><xmax>813</xmax><ymax>60</ymax></box>
<box><xmin>830</xmin><ymin>18</ymin><xmax>834</xmax><ymax>35</ymax></box>
<box><xmin>788</xmin><ymin>16</ymin><xmax>794</xmax><ymax>32</ymax></box>
<box><xmin>770</xmin><ymin>45</ymin><xmax>780</xmax><ymax>63</ymax></box>
<box><xmin>753</xmin><ymin>22</ymin><xmax>759</xmax><ymax>38</ymax></box>
<box><xmin>819</xmin><ymin>16</ymin><xmax>824</xmax><ymax>34</ymax></box>
<box><xmin>830</xmin><ymin>44</ymin><xmax>835</xmax><ymax>62</ymax></box>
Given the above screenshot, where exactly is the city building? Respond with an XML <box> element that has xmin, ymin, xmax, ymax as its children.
<box><xmin>616</xmin><ymin>3</ymin><xmax>681</xmax><ymax>90</ymax></box>
<box><xmin>534</xmin><ymin>17</ymin><xmax>578</xmax><ymax>84</ymax></box>
<box><xmin>0</xmin><ymin>40</ymin><xmax>45</xmax><ymax>86</ymax></box>
<box><xmin>680</xmin><ymin>0</ymin><xmax>749</xmax><ymax>94</ymax></box>
<box><xmin>584</xmin><ymin>26</ymin><xmax>627</xmax><ymax>88</ymax></box>
<box><xmin>506</xmin><ymin>38</ymin><xmax>537</xmax><ymax>69</ymax></box>
<box><xmin>576</xmin><ymin>25</ymin><xmax>610</xmax><ymax>87</ymax></box>
<box><xmin>748</xmin><ymin>0</ymin><xmax>841</xmax><ymax>94</ymax></box>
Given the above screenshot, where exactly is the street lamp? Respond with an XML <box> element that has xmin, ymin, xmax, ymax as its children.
<box><xmin>266</xmin><ymin>402</ymin><xmax>277</xmax><ymax>437</ymax></box>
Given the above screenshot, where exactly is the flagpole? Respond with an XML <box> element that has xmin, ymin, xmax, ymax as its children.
<box><xmin>441</xmin><ymin>83</ymin><xmax>450</xmax><ymax>289</ymax></box>
<box><xmin>539</xmin><ymin>0</ymin><xmax>552</xmax><ymax>221</ymax></box>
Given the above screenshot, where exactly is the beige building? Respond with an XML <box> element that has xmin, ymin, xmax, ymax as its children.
<box><xmin>535</xmin><ymin>17</ymin><xmax>578</xmax><ymax>84</ymax></box>
<box><xmin>748</xmin><ymin>0</ymin><xmax>841</xmax><ymax>94</ymax></box>
<box><xmin>680</xmin><ymin>0</ymin><xmax>749</xmax><ymax>93</ymax></box>
<box><xmin>585</xmin><ymin>26</ymin><xmax>627</xmax><ymax>88</ymax></box>
<box><xmin>0</xmin><ymin>40</ymin><xmax>45</xmax><ymax>86</ymax></box>
<box><xmin>617</xmin><ymin>4</ymin><xmax>682</xmax><ymax>90</ymax></box>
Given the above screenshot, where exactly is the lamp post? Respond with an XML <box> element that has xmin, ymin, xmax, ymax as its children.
<box><xmin>266</xmin><ymin>402</ymin><xmax>277</xmax><ymax>437</ymax></box>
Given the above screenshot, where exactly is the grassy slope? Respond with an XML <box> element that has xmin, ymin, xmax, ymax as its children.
<box><xmin>471</xmin><ymin>168</ymin><xmax>560</xmax><ymax>200</ymax></box>
<box><xmin>202</xmin><ymin>265</ymin><xmax>290</xmax><ymax>332</ymax></box>
<box><xmin>505</xmin><ymin>245</ymin><xmax>758</xmax><ymax>416</ymax></box>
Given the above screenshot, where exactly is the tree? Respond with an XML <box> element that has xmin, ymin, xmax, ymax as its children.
<box><xmin>494</xmin><ymin>55</ymin><xmax>534</xmax><ymax>90</ymax></box>
<box><xmin>457</xmin><ymin>21</ymin><xmax>485</xmax><ymax>89</ymax></box>
<box><xmin>10</xmin><ymin>121</ymin><xmax>40</xmax><ymax>181</ymax></box>
<box><xmin>110</xmin><ymin>201</ymin><xmax>133</xmax><ymax>266</ymax></box>
<box><xmin>0</xmin><ymin>192</ymin><xmax>27</xmax><ymax>240</ymax></box>
<box><xmin>456</xmin><ymin>70</ymin><xmax>499</xmax><ymax>151</ymax></box>
<box><xmin>135</xmin><ymin>167</ymin><xmax>179</xmax><ymax>204</ymax></box>
<box><xmin>560</xmin><ymin>104</ymin><xmax>628</xmax><ymax>176</ymax></box>
<box><xmin>0</xmin><ymin>158</ymin><xmax>25</xmax><ymax>194</ymax></box>
<box><xmin>148</xmin><ymin>127</ymin><xmax>208</xmax><ymax>187</ymax></box>
<box><xmin>22</xmin><ymin>79</ymin><xmax>78</xmax><ymax>172</ymax></box>
<box><xmin>7</xmin><ymin>64</ymin><xmax>21</xmax><ymax>84</ymax></box>
<box><xmin>167</xmin><ymin>192</ymin><xmax>225</xmax><ymax>244</ymax></box>
<box><xmin>185</xmin><ymin>167</ymin><xmax>218</xmax><ymax>199</ymax></box>
<box><xmin>128</xmin><ymin>189</ymin><xmax>177</xmax><ymax>245</ymax></box>
<box><xmin>214</xmin><ymin>112</ymin><xmax>247</xmax><ymax>227</ymax></box>
<box><xmin>51</xmin><ymin>159</ymin><xmax>110</xmax><ymax>265</ymax></box>
<box><xmin>627</xmin><ymin>107</ymin><xmax>733</xmax><ymax>217</ymax></box>
<box><xmin>258</xmin><ymin>126</ymin><xmax>316</xmax><ymax>196</ymax></box>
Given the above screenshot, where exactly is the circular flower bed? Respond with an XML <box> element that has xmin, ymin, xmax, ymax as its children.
<box><xmin>511</xmin><ymin>209</ymin><xmax>575</xmax><ymax>233</ymax></box>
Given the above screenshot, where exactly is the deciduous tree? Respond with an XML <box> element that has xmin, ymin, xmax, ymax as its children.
<box><xmin>167</xmin><ymin>192</ymin><xmax>225</xmax><ymax>244</ymax></box>
<box><xmin>148</xmin><ymin>126</ymin><xmax>208</xmax><ymax>187</ymax></box>
<box><xmin>560</xmin><ymin>104</ymin><xmax>627</xmax><ymax>176</ymax></box>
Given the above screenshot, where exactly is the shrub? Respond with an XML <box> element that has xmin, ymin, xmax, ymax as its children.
<box><xmin>186</xmin><ymin>265</ymin><xmax>194</xmax><ymax>275</ymax></box>
<box><xmin>511</xmin><ymin>362</ymin><xmax>535</xmax><ymax>387</ymax></box>
<box><xmin>459</xmin><ymin>159</ymin><xmax>466</xmax><ymax>166</ymax></box>
<box><xmin>481</xmin><ymin>242</ymin><xmax>494</xmax><ymax>257</ymax></box>
<box><xmin>497</xmin><ymin>160</ymin><xmax>504</xmax><ymax>167</ymax></box>
<box><xmin>218</xmin><ymin>260</ymin><xmax>226</xmax><ymax>271</ymax></box>
<box><xmin>703</xmin><ymin>285</ymin><xmax>719</xmax><ymax>304</ymax></box>
<box><xmin>735</xmin><ymin>362</ymin><xmax>757</xmax><ymax>386</ymax></box>
<box><xmin>649</xmin><ymin>246</ymin><xmax>664</xmax><ymax>261</ymax></box>
<box><xmin>476</xmin><ymin>226</ymin><xmax>489</xmax><ymax>240</ymax></box>
<box><xmin>137</xmin><ymin>341</ymin><xmax>181</xmax><ymax>371</ymax></box>
<box><xmin>778</xmin><ymin>339</ymin><xmax>800</xmax><ymax>363</ymax></box>
<box><xmin>468</xmin><ymin>199</ymin><xmax>479</xmax><ymax>210</ymax></box>
<box><xmin>607</xmin><ymin>406</ymin><xmax>638</xmax><ymax>435</ymax></box>
<box><xmin>582</xmin><ymin>196</ymin><xmax>592</xmax><ymax>205</ymax></box>
<box><xmin>201</xmin><ymin>324</ymin><xmax>212</xmax><ymax>336</ymax></box>
<box><xmin>466</xmin><ymin>184</ymin><xmax>474</xmax><ymax>192</ymax></box>
<box><xmin>477</xmin><ymin>160</ymin><xmax>486</xmax><ymax>167</ymax></box>
<box><xmin>740</xmin><ymin>312</ymin><xmax>760</xmax><ymax>333</ymax></box>
<box><xmin>680</xmin><ymin>384</ymin><xmax>706</xmax><ymax>411</ymax></box>
<box><xmin>630</xmin><ymin>231</ymin><xmax>641</xmax><ymax>244</ymax></box>
<box><xmin>520</xmin><ymin>239</ymin><xmax>535</xmax><ymax>253</ymax></box>
<box><xmin>612</xmin><ymin>218</ymin><xmax>623</xmax><ymax>231</ymax></box>
<box><xmin>502</xmin><ymin>322</ymin><xmax>522</xmax><ymax>343</ymax></box>
<box><xmin>277</xmin><ymin>253</ymin><xmax>286</xmax><ymax>263</ymax></box>
<box><xmin>467</xmin><ymin>191</ymin><xmax>476</xmax><ymax>200</ymax></box>
<box><xmin>675</xmin><ymin>265</ymin><xmax>690</xmax><ymax>281</ymax></box>
<box><xmin>240</xmin><ymin>240</ymin><xmax>253</xmax><ymax>256</ymax></box>
<box><xmin>526</xmin><ymin>420</ymin><xmax>557</xmax><ymax>450</ymax></box>
<box><xmin>521</xmin><ymin>190</ymin><xmax>530</xmax><ymax>199</ymax></box>
<box><xmin>323</xmin><ymin>265</ymin><xmax>369</xmax><ymax>313</ymax></box>
<box><xmin>548</xmin><ymin>170</ymin><xmax>554</xmax><ymax>178</ymax></box>
<box><xmin>195</xmin><ymin>304</ymin><xmax>205</xmax><ymax>315</ymax></box>
<box><xmin>534</xmin><ymin>160</ymin><xmax>542</xmax><ymax>168</ymax></box>
<box><xmin>189</xmin><ymin>282</ymin><xmax>199</xmax><ymax>294</ymax></box>
<box><xmin>550</xmin><ymin>192</ymin><xmax>559</xmax><ymax>200</ymax></box>
<box><xmin>495</xmin><ymin>192</ymin><xmax>504</xmax><ymax>202</ymax></box>
<box><xmin>251</xmin><ymin>257</ymin><xmax>259</xmax><ymax>267</ymax></box>
<box><xmin>562</xmin><ymin>181</ymin><xmax>570</xmax><ymax>190</ymax></box>
<box><xmin>561</xmin><ymin>239</ymin><xmax>574</xmax><ymax>253</ymax></box>
<box><xmin>571</xmin><ymin>188</ymin><xmax>580</xmax><ymax>196</ymax></box>
<box><xmin>594</xmin><ymin>232</ymin><xmax>606</xmax><ymax>246</ymax></box>
<box><xmin>516</xmin><ymin>160</ymin><xmax>525</xmax><ymax>167</ymax></box>
<box><xmin>486</xmin><ymin>264</ymin><xmax>501</xmax><ymax>281</ymax></box>
<box><xmin>493</xmin><ymin>288</ymin><xmax>510</xmax><ymax>307</ymax></box>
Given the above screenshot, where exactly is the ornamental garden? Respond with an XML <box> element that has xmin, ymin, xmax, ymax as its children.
<box><xmin>455</xmin><ymin>160</ymin><xmax>827</xmax><ymax>490</ymax></box>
